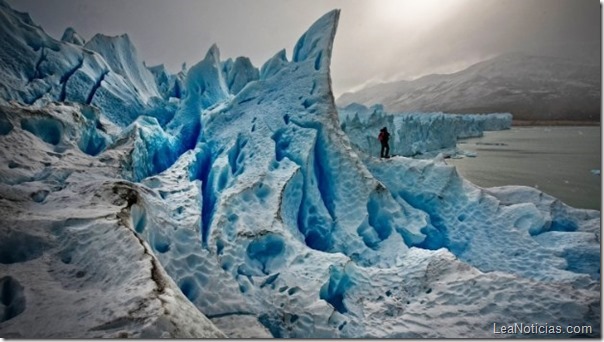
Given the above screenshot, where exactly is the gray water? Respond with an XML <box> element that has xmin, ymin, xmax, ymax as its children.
<box><xmin>447</xmin><ymin>126</ymin><xmax>601</xmax><ymax>210</ymax></box>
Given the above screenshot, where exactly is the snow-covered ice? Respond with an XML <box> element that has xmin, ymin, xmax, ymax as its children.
<box><xmin>0</xmin><ymin>102</ymin><xmax>225</xmax><ymax>338</ymax></box>
<box><xmin>0</xmin><ymin>0</ymin><xmax>599</xmax><ymax>338</ymax></box>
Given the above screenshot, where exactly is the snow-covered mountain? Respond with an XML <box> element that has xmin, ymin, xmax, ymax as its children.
<box><xmin>0</xmin><ymin>0</ymin><xmax>600</xmax><ymax>338</ymax></box>
<box><xmin>337</xmin><ymin>52</ymin><xmax>601</xmax><ymax>122</ymax></box>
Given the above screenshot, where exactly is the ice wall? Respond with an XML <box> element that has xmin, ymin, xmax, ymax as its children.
<box><xmin>339</xmin><ymin>103</ymin><xmax>512</xmax><ymax>157</ymax></box>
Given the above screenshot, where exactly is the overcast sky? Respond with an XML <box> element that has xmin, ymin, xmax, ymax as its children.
<box><xmin>7</xmin><ymin>0</ymin><xmax>601</xmax><ymax>97</ymax></box>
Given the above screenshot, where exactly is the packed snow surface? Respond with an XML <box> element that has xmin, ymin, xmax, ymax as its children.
<box><xmin>0</xmin><ymin>0</ymin><xmax>600</xmax><ymax>338</ymax></box>
<box><xmin>339</xmin><ymin>103</ymin><xmax>512</xmax><ymax>157</ymax></box>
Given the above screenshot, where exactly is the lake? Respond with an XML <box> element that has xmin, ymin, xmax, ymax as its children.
<box><xmin>447</xmin><ymin>126</ymin><xmax>601</xmax><ymax>210</ymax></box>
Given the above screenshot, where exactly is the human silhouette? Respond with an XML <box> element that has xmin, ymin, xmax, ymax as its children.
<box><xmin>378</xmin><ymin>127</ymin><xmax>390</xmax><ymax>158</ymax></box>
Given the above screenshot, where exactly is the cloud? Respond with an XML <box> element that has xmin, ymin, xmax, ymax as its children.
<box><xmin>333</xmin><ymin>0</ymin><xmax>599</xmax><ymax>95</ymax></box>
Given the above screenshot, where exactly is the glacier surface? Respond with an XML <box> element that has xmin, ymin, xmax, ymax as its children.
<box><xmin>0</xmin><ymin>0</ymin><xmax>600</xmax><ymax>338</ymax></box>
<box><xmin>339</xmin><ymin>103</ymin><xmax>512</xmax><ymax>158</ymax></box>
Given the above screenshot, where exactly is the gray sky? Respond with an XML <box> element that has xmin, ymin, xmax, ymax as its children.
<box><xmin>7</xmin><ymin>0</ymin><xmax>601</xmax><ymax>97</ymax></box>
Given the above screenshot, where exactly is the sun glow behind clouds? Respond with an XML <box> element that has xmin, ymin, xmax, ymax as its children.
<box><xmin>372</xmin><ymin>0</ymin><xmax>466</xmax><ymax>29</ymax></box>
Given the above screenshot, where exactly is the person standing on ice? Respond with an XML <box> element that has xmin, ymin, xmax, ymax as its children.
<box><xmin>378</xmin><ymin>127</ymin><xmax>390</xmax><ymax>158</ymax></box>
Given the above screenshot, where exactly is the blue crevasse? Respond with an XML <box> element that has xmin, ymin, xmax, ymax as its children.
<box><xmin>128</xmin><ymin>44</ymin><xmax>231</xmax><ymax>181</ymax></box>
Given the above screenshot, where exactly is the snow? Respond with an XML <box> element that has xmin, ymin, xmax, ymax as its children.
<box><xmin>0</xmin><ymin>1</ymin><xmax>600</xmax><ymax>339</ymax></box>
<box><xmin>339</xmin><ymin>103</ymin><xmax>512</xmax><ymax>158</ymax></box>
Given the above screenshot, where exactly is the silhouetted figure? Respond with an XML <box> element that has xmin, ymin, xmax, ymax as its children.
<box><xmin>378</xmin><ymin>127</ymin><xmax>390</xmax><ymax>158</ymax></box>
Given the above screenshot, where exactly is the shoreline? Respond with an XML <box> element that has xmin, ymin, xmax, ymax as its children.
<box><xmin>452</xmin><ymin>126</ymin><xmax>601</xmax><ymax>210</ymax></box>
<box><xmin>512</xmin><ymin>120</ymin><xmax>600</xmax><ymax>127</ymax></box>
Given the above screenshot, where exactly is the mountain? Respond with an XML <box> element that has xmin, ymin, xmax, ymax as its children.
<box><xmin>0</xmin><ymin>0</ymin><xmax>600</xmax><ymax>338</ymax></box>
<box><xmin>337</xmin><ymin>52</ymin><xmax>601</xmax><ymax>121</ymax></box>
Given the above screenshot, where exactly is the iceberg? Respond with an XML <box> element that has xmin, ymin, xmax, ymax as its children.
<box><xmin>0</xmin><ymin>0</ymin><xmax>599</xmax><ymax>339</ymax></box>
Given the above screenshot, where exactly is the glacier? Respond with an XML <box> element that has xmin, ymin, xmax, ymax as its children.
<box><xmin>0</xmin><ymin>0</ymin><xmax>600</xmax><ymax>338</ymax></box>
<box><xmin>0</xmin><ymin>0</ymin><xmax>173</xmax><ymax>127</ymax></box>
<box><xmin>339</xmin><ymin>103</ymin><xmax>513</xmax><ymax>158</ymax></box>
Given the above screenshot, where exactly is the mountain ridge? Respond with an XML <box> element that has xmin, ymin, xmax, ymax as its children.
<box><xmin>337</xmin><ymin>52</ymin><xmax>601</xmax><ymax>121</ymax></box>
